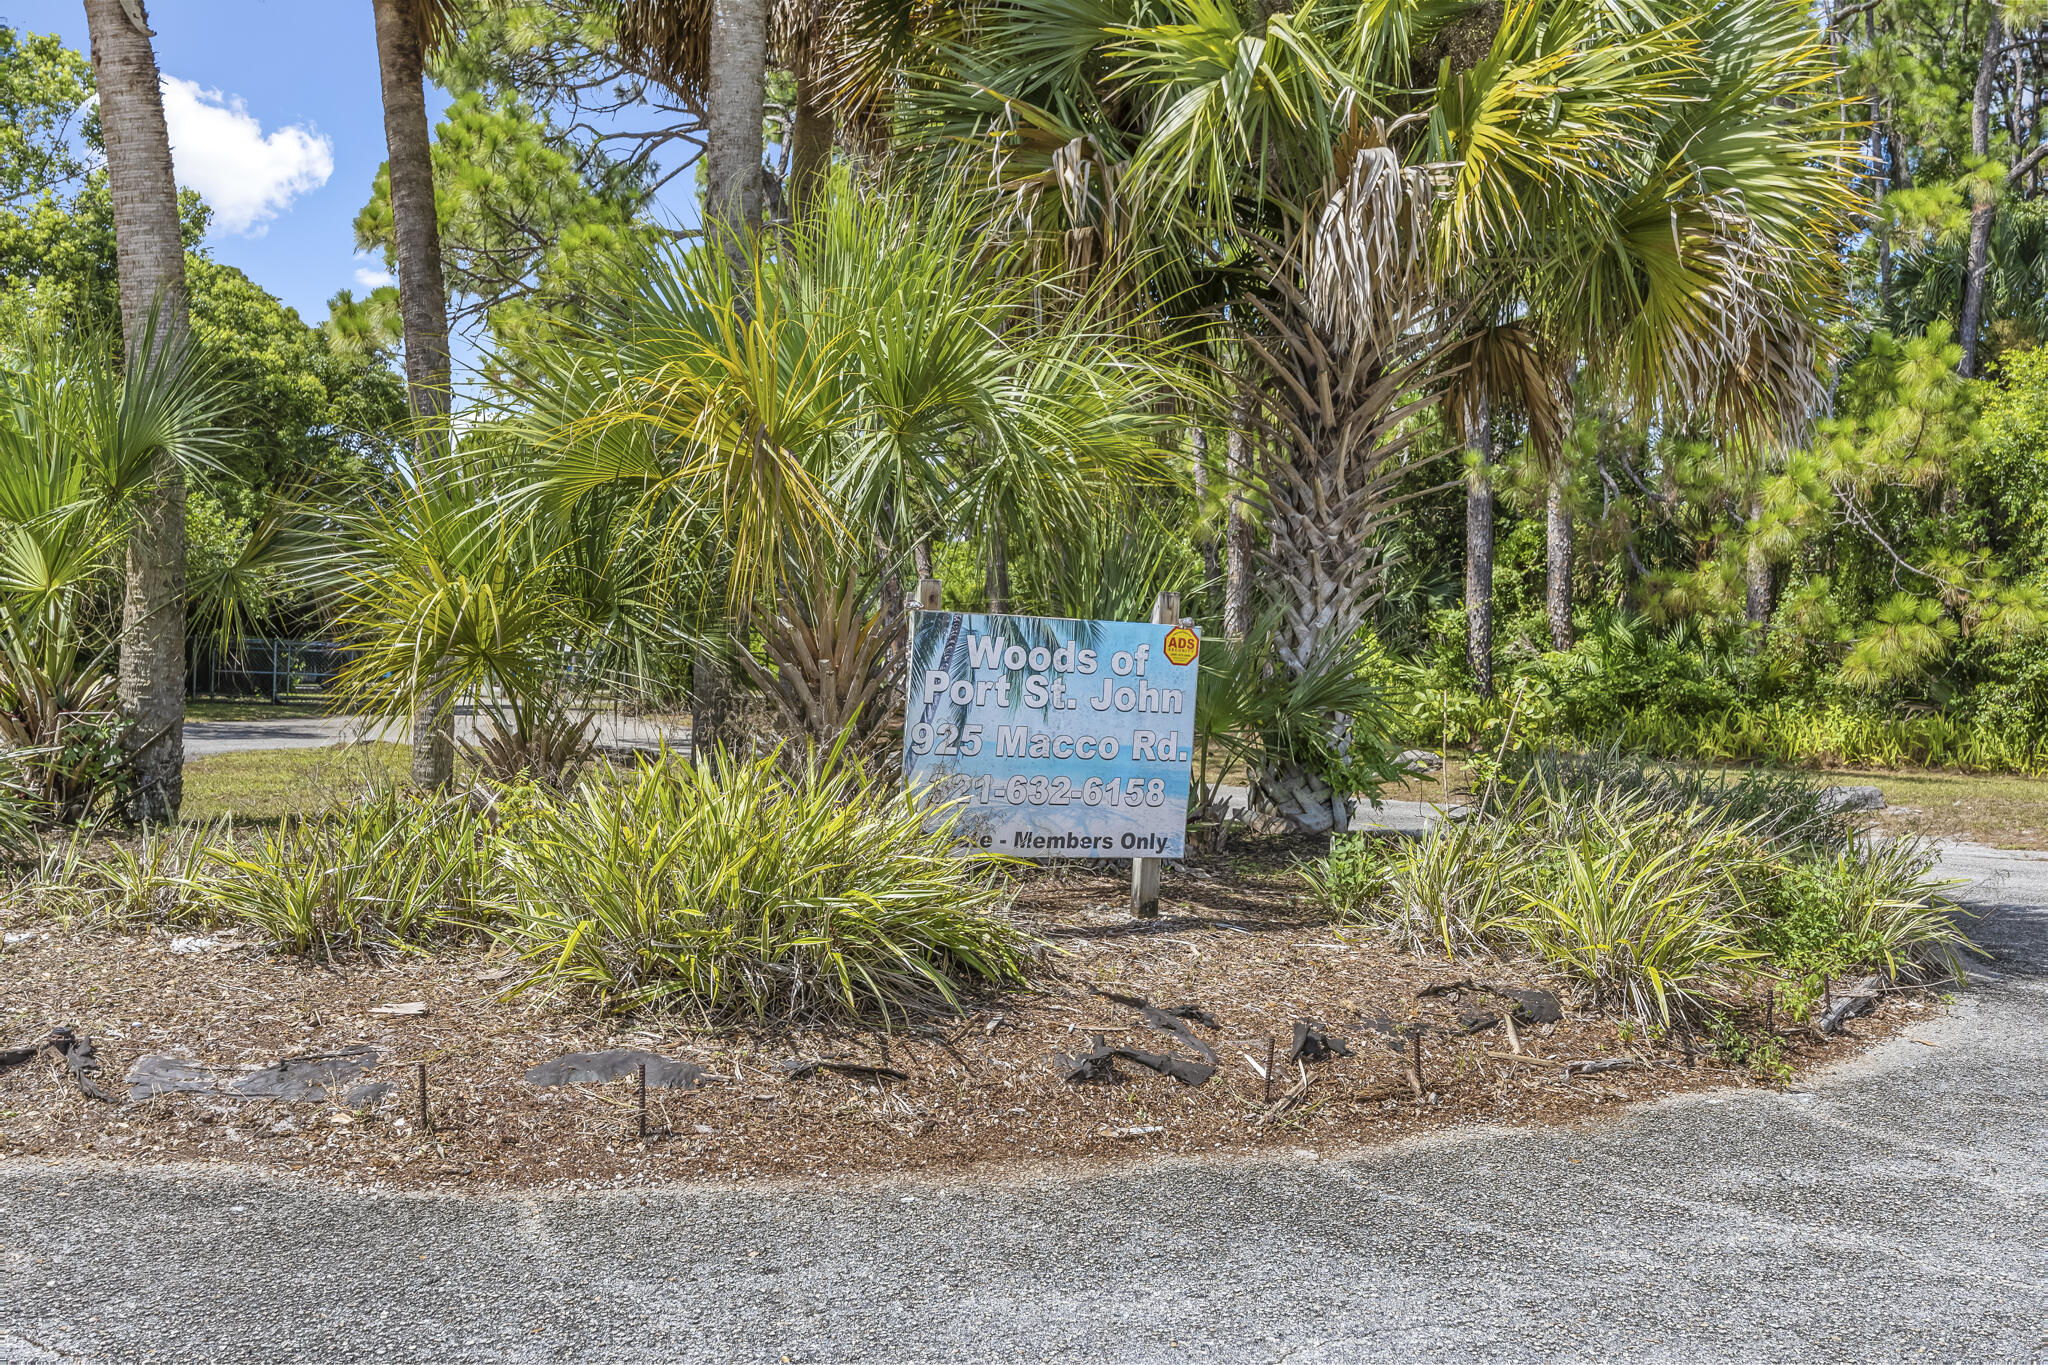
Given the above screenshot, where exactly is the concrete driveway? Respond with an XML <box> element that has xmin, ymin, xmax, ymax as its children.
<box><xmin>2</xmin><ymin>842</ymin><xmax>2044</xmax><ymax>1363</ymax></box>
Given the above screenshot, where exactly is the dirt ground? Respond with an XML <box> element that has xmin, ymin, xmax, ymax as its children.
<box><xmin>0</xmin><ymin>831</ymin><xmax>1927</xmax><ymax>1195</ymax></box>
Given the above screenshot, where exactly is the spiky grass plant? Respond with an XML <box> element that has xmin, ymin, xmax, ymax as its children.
<box><xmin>1312</xmin><ymin>819</ymin><xmax>1530</xmax><ymax>958</ymax></box>
<box><xmin>493</xmin><ymin>747</ymin><xmax>1034</xmax><ymax>1020</ymax></box>
<box><xmin>201</xmin><ymin>789</ymin><xmax>516</xmax><ymax>956</ymax></box>
<box><xmin>1510</xmin><ymin>798</ymin><xmax>1764</xmax><ymax>1026</ymax></box>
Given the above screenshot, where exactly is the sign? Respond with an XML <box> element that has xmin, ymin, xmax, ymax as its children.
<box><xmin>903</xmin><ymin>611</ymin><xmax>1200</xmax><ymax>858</ymax></box>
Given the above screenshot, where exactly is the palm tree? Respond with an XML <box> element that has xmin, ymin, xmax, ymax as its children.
<box><xmin>370</xmin><ymin>0</ymin><xmax>459</xmax><ymax>785</ymax></box>
<box><xmin>500</xmin><ymin>184</ymin><xmax>1180</xmax><ymax>744</ymax></box>
<box><xmin>911</xmin><ymin>0</ymin><xmax>1858</xmax><ymax>826</ymax></box>
<box><xmin>81</xmin><ymin>0</ymin><xmax>193</xmax><ymax>823</ymax></box>
<box><xmin>0</xmin><ymin>322</ymin><xmax>225</xmax><ymax>820</ymax></box>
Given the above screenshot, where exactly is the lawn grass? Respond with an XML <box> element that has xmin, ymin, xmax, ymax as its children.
<box><xmin>1847</xmin><ymin>767</ymin><xmax>2048</xmax><ymax>851</ymax></box>
<box><xmin>182</xmin><ymin>744</ymin><xmax>411</xmax><ymax>825</ymax></box>
<box><xmin>1371</xmin><ymin>751</ymin><xmax>2048</xmax><ymax>850</ymax></box>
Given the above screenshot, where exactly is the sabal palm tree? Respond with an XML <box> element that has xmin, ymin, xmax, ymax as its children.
<box><xmin>1510</xmin><ymin>0</ymin><xmax>1860</xmax><ymax>649</ymax></box>
<box><xmin>80</xmin><ymin>0</ymin><xmax>194</xmax><ymax>822</ymax></box>
<box><xmin>0</xmin><ymin>324</ymin><xmax>226</xmax><ymax>818</ymax></box>
<box><xmin>910</xmin><ymin>0</ymin><xmax>1857</xmax><ymax>825</ymax></box>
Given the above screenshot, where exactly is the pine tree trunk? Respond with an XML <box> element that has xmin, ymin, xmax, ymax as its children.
<box><xmin>1959</xmin><ymin>0</ymin><xmax>2002</xmax><ymax>377</ymax></box>
<box><xmin>1224</xmin><ymin>399</ymin><xmax>1253</xmax><ymax>640</ymax></box>
<box><xmin>84</xmin><ymin>0</ymin><xmax>188</xmax><ymax>824</ymax></box>
<box><xmin>1745</xmin><ymin>540</ymin><xmax>1772</xmax><ymax>632</ymax></box>
<box><xmin>373</xmin><ymin>0</ymin><xmax>456</xmax><ymax>789</ymax></box>
<box><xmin>1546</xmin><ymin>473</ymin><xmax>1573</xmax><ymax>651</ymax></box>
<box><xmin>1464</xmin><ymin>403</ymin><xmax>1494</xmax><ymax>697</ymax></box>
<box><xmin>706</xmin><ymin>0</ymin><xmax>767</xmax><ymax>238</ymax></box>
<box><xmin>788</xmin><ymin>70</ymin><xmax>832</xmax><ymax>216</ymax></box>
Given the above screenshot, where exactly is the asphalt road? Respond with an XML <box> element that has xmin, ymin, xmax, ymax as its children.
<box><xmin>3</xmin><ymin>842</ymin><xmax>2045</xmax><ymax>1363</ymax></box>
<box><xmin>181</xmin><ymin>711</ymin><xmax>686</xmax><ymax>758</ymax></box>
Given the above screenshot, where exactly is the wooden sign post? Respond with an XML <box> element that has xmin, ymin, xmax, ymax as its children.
<box><xmin>1130</xmin><ymin>589</ymin><xmax>1180</xmax><ymax>919</ymax></box>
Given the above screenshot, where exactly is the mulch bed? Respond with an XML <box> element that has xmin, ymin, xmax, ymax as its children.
<box><xmin>0</xmin><ymin>831</ymin><xmax>1926</xmax><ymax>1193</ymax></box>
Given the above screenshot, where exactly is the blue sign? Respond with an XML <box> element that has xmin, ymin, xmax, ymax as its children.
<box><xmin>903</xmin><ymin>611</ymin><xmax>1201</xmax><ymax>858</ymax></box>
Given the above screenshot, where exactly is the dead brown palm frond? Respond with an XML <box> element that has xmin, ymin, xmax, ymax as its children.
<box><xmin>1437</xmin><ymin>320</ymin><xmax>1566</xmax><ymax>460</ymax></box>
<box><xmin>399</xmin><ymin>0</ymin><xmax>467</xmax><ymax>53</ymax></box>
<box><xmin>610</xmin><ymin>0</ymin><xmax>712</xmax><ymax>101</ymax></box>
<box><xmin>602</xmin><ymin>0</ymin><xmax>932</xmax><ymax>146</ymax></box>
<box><xmin>1306</xmin><ymin>113</ymin><xmax>1433</xmax><ymax>359</ymax></box>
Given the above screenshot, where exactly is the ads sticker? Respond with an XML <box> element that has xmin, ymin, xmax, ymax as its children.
<box><xmin>1162</xmin><ymin>625</ymin><xmax>1200</xmax><ymax>667</ymax></box>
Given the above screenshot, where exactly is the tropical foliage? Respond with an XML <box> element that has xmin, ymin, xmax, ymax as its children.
<box><xmin>1310</xmin><ymin>751</ymin><xmax>1975</xmax><ymax>1026</ymax></box>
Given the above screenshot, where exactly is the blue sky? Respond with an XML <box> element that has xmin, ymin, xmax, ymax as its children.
<box><xmin>11</xmin><ymin>1</ymin><xmax>441</xmax><ymax>325</ymax></box>
<box><xmin>8</xmin><ymin>1</ymin><xmax>702</xmax><ymax>365</ymax></box>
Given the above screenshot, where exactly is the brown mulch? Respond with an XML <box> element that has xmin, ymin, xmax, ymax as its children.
<box><xmin>0</xmin><ymin>832</ymin><xmax>1924</xmax><ymax>1193</ymax></box>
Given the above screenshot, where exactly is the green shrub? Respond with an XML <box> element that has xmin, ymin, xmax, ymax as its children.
<box><xmin>493</xmin><ymin>748</ymin><xmax>1035</xmax><ymax>1020</ymax></box>
<box><xmin>1301</xmin><ymin>833</ymin><xmax>1391</xmax><ymax>921</ymax></box>
<box><xmin>1750</xmin><ymin>839</ymin><xmax>1975</xmax><ymax>984</ymax></box>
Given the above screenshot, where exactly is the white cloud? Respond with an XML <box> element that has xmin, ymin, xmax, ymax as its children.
<box><xmin>159</xmin><ymin>77</ymin><xmax>332</xmax><ymax>237</ymax></box>
<box><xmin>354</xmin><ymin>266</ymin><xmax>394</xmax><ymax>289</ymax></box>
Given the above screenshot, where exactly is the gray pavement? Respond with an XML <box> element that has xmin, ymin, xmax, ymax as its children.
<box><xmin>3</xmin><ymin>842</ymin><xmax>2046</xmax><ymax>1362</ymax></box>
<box><xmin>181</xmin><ymin>709</ymin><xmax>687</xmax><ymax>758</ymax></box>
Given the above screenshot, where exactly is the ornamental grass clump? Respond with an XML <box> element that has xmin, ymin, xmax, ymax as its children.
<box><xmin>493</xmin><ymin>747</ymin><xmax>1034</xmax><ymax>1020</ymax></box>
<box><xmin>1509</xmin><ymin>797</ymin><xmax>1764</xmax><ymax>1026</ymax></box>
<box><xmin>201</xmin><ymin>788</ymin><xmax>519</xmax><ymax>955</ymax></box>
<box><xmin>1308</xmin><ymin>746</ymin><xmax>1981</xmax><ymax>1028</ymax></box>
<box><xmin>1314</xmin><ymin>818</ymin><xmax>1527</xmax><ymax>957</ymax></box>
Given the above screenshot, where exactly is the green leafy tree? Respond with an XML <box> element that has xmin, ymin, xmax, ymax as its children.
<box><xmin>353</xmin><ymin>91</ymin><xmax>656</xmax><ymax>344</ymax></box>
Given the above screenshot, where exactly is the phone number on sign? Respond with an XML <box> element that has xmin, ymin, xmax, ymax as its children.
<box><xmin>925</xmin><ymin>772</ymin><xmax>1170</xmax><ymax>808</ymax></box>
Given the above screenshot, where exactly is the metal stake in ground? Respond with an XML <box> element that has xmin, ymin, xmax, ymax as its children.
<box><xmin>416</xmin><ymin>1061</ymin><xmax>430</xmax><ymax>1133</ymax></box>
<box><xmin>637</xmin><ymin>1061</ymin><xmax>648</xmax><ymax>1140</ymax></box>
<box><xmin>1130</xmin><ymin>589</ymin><xmax>1180</xmax><ymax>919</ymax></box>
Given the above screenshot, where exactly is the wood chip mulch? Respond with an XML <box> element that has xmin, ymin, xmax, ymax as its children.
<box><xmin>0</xmin><ymin>831</ymin><xmax>1926</xmax><ymax>1193</ymax></box>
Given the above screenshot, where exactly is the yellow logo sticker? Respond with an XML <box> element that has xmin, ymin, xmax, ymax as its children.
<box><xmin>1162</xmin><ymin>625</ymin><xmax>1201</xmax><ymax>666</ymax></box>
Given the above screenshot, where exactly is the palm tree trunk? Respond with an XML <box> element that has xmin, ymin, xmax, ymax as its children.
<box><xmin>1545</xmin><ymin>472</ymin><xmax>1573</xmax><ymax>651</ymax></box>
<box><xmin>1223</xmin><ymin>398</ymin><xmax>1253</xmax><ymax>640</ymax></box>
<box><xmin>985</xmin><ymin>525</ymin><xmax>1010</xmax><ymax>615</ymax></box>
<box><xmin>1191</xmin><ymin>426</ymin><xmax>1220</xmax><ymax>588</ymax></box>
<box><xmin>913</xmin><ymin>537</ymin><xmax>934</xmax><ymax>581</ymax></box>
<box><xmin>1465</xmin><ymin>482</ymin><xmax>1496</xmax><ymax>698</ymax></box>
<box><xmin>1959</xmin><ymin>0</ymin><xmax>2003</xmax><ymax>377</ymax></box>
<box><xmin>1745</xmin><ymin>540</ymin><xmax>1772</xmax><ymax>632</ymax></box>
<box><xmin>372</xmin><ymin>0</ymin><xmax>457</xmax><ymax>788</ymax></box>
<box><xmin>706</xmin><ymin>0</ymin><xmax>767</xmax><ymax>237</ymax></box>
<box><xmin>1463</xmin><ymin>399</ymin><xmax>1494</xmax><ymax>696</ymax></box>
<box><xmin>84</xmin><ymin>0</ymin><xmax>188</xmax><ymax>824</ymax></box>
<box><xmin>788</xmin><ymin>69</ymin><xmax>833</xmax><ymax>215</ymax></box>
